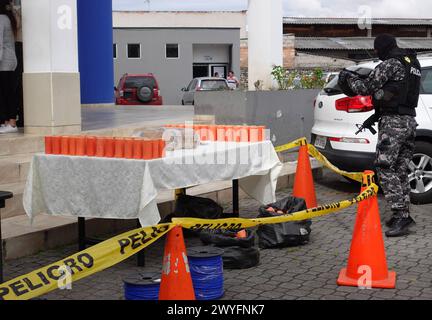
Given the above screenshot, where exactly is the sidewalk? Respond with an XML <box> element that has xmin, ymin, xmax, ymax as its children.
<box><xmin>3</xmin><ymin>170</ymin><xmax>432</xmax><ymax>300</ymax></box>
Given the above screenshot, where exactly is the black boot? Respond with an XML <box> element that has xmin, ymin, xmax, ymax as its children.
<box><xmin>385</xmin><ymin>216</ymin><xmax>397</xmax><ymax>228</ymax></box>
<box><xmin>385</xmin><ymin>216</ymin><xmax>415</xmax><ymax>237</ymax></box>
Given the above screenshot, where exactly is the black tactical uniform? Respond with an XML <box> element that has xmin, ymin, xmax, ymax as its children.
<box><xmin>339</xmin><ymin>34</ymin><xmax>422</xmax><ymax>237</ymax></box>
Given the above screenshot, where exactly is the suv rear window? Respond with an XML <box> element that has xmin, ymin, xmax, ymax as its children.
<box><xmin>201</xmin><ymin>80</ymin><xmax>228</xmax><ymax>90</ymax></box>
<box><xmin>421</xmin><ymin>68</ymin><xmax>432</xmax><ymax>94</ymax></box>
<box><xmin>124</xmin><ymin>77</ymin><xmax>156</xmax><ymax>89</ymax></box>
<box><xmin>323</xmin><ymin>67</ymin><xmax>372</xmax><ymax>95</ymax></box>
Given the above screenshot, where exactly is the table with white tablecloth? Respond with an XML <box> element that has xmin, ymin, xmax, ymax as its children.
<box><xmin>24</xmin><ymin>141</ymin><xmax>282</xmax><ymax>227</ymax></box>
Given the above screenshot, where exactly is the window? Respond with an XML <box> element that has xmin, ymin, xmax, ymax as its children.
<box><xmin>127</xmin><ymin>44</ymin><xmax>141</xmax><ymax>59</ymax></box>
<box><xmin>323</xmin><ymin>67</ymin><xmax>372</xmax><ymax>96</ymax></box>
<box><xmin>187</xmin><ymin>80</ymin><xmax>196</xmax><ymax>91</ymax></box>
<box><xmin>113</xmin><ymin>44</ymin><xmax>117</xmax><ymax>59</ymax></box>
<box><xmin>124</xmin><ymin>76</ymin><xmax>156</xmax><ymax>89</ymax></box>
<box><xmin>186</xmin><ymin>80</ymin><xmax>193</xmax><ymax>91</ymax></box>
<box><xmin>200</xmin><ymin>80</ymin><xmax>229</xmax><ymax>91</ymax></box>
<box><xmin>421</xmin><ymin>68</ymin><xmax>432</xmax><ymax>94</ymax></box>
<box><xmin>166</xmin><ymin>44</ymin><xmax>179</xmax><ymax>59</ymax></box>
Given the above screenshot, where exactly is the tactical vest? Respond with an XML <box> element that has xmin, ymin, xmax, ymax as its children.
<box><xmin>373</xmin><ymin>51</ymin><xmax>421</xmax><ymax>117</ymax></box>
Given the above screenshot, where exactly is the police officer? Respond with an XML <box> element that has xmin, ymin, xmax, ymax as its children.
<box><xmin>339</xmin><ymin>34</ymin><xmax>422</xmax><ymax>237</ymax></box>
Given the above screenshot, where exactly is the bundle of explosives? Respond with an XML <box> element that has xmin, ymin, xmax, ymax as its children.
<box><xmin>200</xmin><ymin>229</ymin><xmax>260</xmax><ymax>269</ymax></box>
<box><xmin>265</xmin><ymin>206</ymin><xmax>289</xmax><ymax>215</ymax></box>
<box><xmin>164</xmin><ymin>124</ymin><xmax>266</xmax><ymax>143</ymax></box>
<box><xmin>257</xmin><ymin>196</ymin><xmax>312</xmax><ymax>249</ymax></box>
<box><xmin>163</xmin><ymin>127</ymin><xmax>201</xmax><ymax>151</ymax></box>
<box><xmin>44</xmin><ymin>136</ymin><xmax>166</xmax><ymax>160</ymax></box>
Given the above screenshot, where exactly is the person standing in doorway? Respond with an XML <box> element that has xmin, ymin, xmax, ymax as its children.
<box><xmin>227</xmin><ymin>70</ymin><xmax>239</xmax><ymax>90</ymax></box>
<box><xmin>0</xmin><ymin>0</ymin><xmax>18</xmax><ymax>134</ymax></box>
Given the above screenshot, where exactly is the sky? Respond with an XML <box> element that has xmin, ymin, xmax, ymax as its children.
<box><xmin>112</xmin><ymin>0</ymin><xmax>432</xmax><ymax>18</ymax></box>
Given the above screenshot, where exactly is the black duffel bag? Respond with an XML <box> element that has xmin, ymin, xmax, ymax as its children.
<box><xmin>200</xmin><ymin>229</ymin><xmax>255</xmax><ymax>248</ymax></box>
<box><xmin>222</xmin><ymin>246</ymin><xmax>260</xmax><ymax>269</ymax></box>
<box><xmin>257</xmin><ymin>196</ymin><xmax>312</xmax><ymax>249</ymax></box>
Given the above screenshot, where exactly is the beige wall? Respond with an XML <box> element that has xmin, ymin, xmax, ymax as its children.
<box><xmin>113</xmin><ymin>11</ymin><xmax>248</xmax><ymax>39</ymax></box>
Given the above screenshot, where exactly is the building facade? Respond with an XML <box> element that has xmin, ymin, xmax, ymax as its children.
<box><xmin>113</xmin><ymin>27</ymin><xmax>240</xmax><ymax>105</ymax></box>
<box><xmin>113</xmin><ymin>11</ymin><xmax>248</xmax><ymax>38</ymax></box>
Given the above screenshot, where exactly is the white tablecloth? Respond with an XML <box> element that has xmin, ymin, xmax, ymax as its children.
<box><xmin>23</xmin><ymin>141</ymin><xmax>282</xmax><ymax>226</ymax></box>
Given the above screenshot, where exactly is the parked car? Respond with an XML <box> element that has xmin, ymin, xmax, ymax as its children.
<box><xmin>311</xmin><ymin>56</ymin><xmax>432</xmax><ymax>204</ymax></box>
<box><xmin>181</xmin><ymin>77</ymin><xmax>230</xmax><ymax>105</ymax></box>
<box><xmin>115</xmin><ymin>73</ymin><xmax>163</xmax><ymax>105</ymax></box>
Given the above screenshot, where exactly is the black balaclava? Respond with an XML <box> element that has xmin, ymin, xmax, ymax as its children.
<box><xmin>374</xmin><ymin>34</ymin><xmax>398</xmax><ymax>61</ymax></box>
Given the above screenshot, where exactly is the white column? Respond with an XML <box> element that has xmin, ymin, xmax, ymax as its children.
<box><xmin>22</xmin><ymin>0</ymin><xmax>81</xmax><ymax>135</ymax></box>
<box><xmin>247</xmin><ymin>0</ymin><xmax>283</xmax><ymax>90</ymax></box>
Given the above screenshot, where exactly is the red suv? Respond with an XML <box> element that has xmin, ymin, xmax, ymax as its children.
<box><xmin>115</xmin><ymin>73</ymin><xmax>163</xmax><ymax>105</ymax></box>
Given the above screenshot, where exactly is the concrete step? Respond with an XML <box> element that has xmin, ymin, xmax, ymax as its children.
<box><xmin>0</xmin><ymin>133</ymin><xmax>44</xmax><ymax>157</ymax></box>
<box><xmin>1</xmin><ymin>160</ymin><xmax>323</xmax><ymax>261</ymax></box>
<box><xmin>0</xmin><ymin>182</ymin><xmax>25</xmax><ymax>220</ymax></box>
<box><xmin>0</xmin><ymin>154</ymin><xmax>33</xmax><ymax>185</ymax></box>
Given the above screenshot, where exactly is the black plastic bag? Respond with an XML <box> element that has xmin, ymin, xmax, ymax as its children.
<box><xmin>257</xmin><ymin>196</ymin><xmax>312</xmax><ymax>249</ymax></box>
<box><xmin>200</xmin><ymin>229</ymin><xmax>255</xmax><ymax>248</ymax></box>
<box><xmin>160</xmin><ymin>195</ymin><xmax>224</xmax><ymax>237</ymax></box>
<box><xmin>161</xmin><ymin>194</ymin><xmax>223</xmax><ymax>223</ymax></box>
<box><xmin>174</xmin><ymin>194</ymin><xmax>223</xmax><ymax>219</ymax></box>
<box><xmin>222</xmin><ymin>246</ymin><xmax>260</xmax><ymax>269</ymax></box>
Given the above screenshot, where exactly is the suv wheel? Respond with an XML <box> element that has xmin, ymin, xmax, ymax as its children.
<box><xmin>410</xmin><ymin>141</ymin><xmax>432</xmax><ymax>204</ymax></box>
<box><xmin>137</xmin><ymin>86</ymin><xmax>153</xmax><ymax>103</ymax></box>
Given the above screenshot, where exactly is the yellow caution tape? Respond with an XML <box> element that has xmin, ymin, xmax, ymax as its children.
<box><xmin>0</xmin><ymin>224</ymin><xmax>174</xmax><ymax>300</ymax></box>
<box><xmin>274</xmin><ymin>137</ymin><xmax>364</xmax><ymax>183</ymax></box>
<box><xmin>0</xmin><ymin>183</ymin><xmax>377</xmax><ymax>301</ymax></box>
<box><xmin>0</xmin><ymin>137</ymin><xmax>378</xmax><ymax>300</ymax></box>
<box><xmin>274</xmin><ymin>137</ymin><xmax>307</xmax><ymax>153</ymax></box>
<box><xmin>307</xmin><ymin>144</ymin><xmax>364</xmax><ymax>183</ymax></box>
<box><xmin>173</xmin><ymin>183</ymin><xmax>378</xmax><ymax>230</ymax></box>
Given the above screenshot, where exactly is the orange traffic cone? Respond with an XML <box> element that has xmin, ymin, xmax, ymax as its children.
<box><xmin>159</xmin><ymin>226</ymin><xmax>196</xmax><ymax>300</ymax></box>
<box><xmin>337</xmin><ymin>170</ymin><xmax>396</xmax><ymax>289</ymax></box>
<box><xmin>293</xmin><ymin>143</ymin><xmax>317</xmax><ymax>208</ymax></box>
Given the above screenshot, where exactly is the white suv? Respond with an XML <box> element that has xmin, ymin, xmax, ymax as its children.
<box><xmin>311</xmin><ymin>55</ymin><xmax>432</xmax><ymax>204</ymax></box>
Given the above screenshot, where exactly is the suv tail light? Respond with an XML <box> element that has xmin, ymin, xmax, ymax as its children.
<box><xmin>119</xmin><ymin>90</ymin><xmax>124</xmax><ymax>97</ymax></box>
<box><xmin>196</xmin><ymin>86</ymin><xmax>202</xmax><ymax>91</ymax></box>
<box><xmin>335</xmin><ymin>96</ymin><xmax>373</xmax><ymax>113</ymax></box>
<box><xmin>153</xmin><ymin>88</ymin><xmax>159</xmax><ymax>97</ymax></box>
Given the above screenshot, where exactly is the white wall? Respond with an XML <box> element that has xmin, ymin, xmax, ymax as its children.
<box><xmin>247</xmin><ymin>0</ymin><xmax>283</xmax><ymax>90</ymax></box>
<box><xmin>193</xmin><ymin>44</ymin><xmax>230</xmax><ymax>63</ymax></box>
<box><xmin>113</xmin><ymin>11</ymin><xmax>248</xmax><ymax>39</ymax></box>
<box><xmin>22</xmin><ymin>0</ymin><xmax>78</xmax><ymax>73</ymax></box>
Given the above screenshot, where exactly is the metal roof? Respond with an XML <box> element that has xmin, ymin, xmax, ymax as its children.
<box><xmin>283</xmin><ymin>17</ymin><xmax>432</xmax><ymax>26</ymax></box>
<box><xmin>295</xmin><ymin>37</ymin><xmax>432</xmax><ymax>50</ymax></box>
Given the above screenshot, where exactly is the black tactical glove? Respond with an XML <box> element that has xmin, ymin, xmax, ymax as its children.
<box><xmin>338</xmin><ymin>69</ymin><xmax>358</xmax><ymax>97</ymax></box>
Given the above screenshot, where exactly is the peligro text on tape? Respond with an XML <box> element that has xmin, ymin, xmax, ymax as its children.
<box><xmin>1</xmin><ymin>137</ymin><xmax>377</xmax><ymax>300</ymax></box>
<box><xmin>0</xmin><ymin>224</ymin><xmax>174</xmax><ymax>301</ymax></box>
<box><xmin>173</xmin><ymin>183</ymin><xmax>378</xmax><ymax>231</ymax></box>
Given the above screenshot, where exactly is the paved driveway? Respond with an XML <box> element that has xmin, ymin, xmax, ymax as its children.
<box><xmin>3</xmin><ymin>170</ymin><xmax>432</xmax><ymax>300</ymax></box>
<box><xmin>82</xmin><ymin>105</ymin><xmax>194</xmax><ymax>131</ymax></box>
